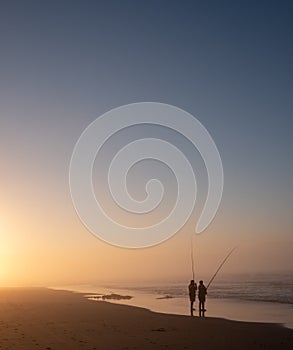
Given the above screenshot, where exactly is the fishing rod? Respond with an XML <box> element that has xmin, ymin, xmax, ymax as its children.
<box><xmin>190</xmin><ymin>235</ymin><xmax>195</xmax><ymax>280</ymax></box>
<box><xmin>206</xmin><ymin>246</ymin><xmax>237</xmax><ymax>289</ymax></box>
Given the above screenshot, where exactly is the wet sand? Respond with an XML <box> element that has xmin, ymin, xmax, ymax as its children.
<box><xmin>0</xmin><ymin>287</ymin><xmax>292</xmax><ymax>350</ymax></box>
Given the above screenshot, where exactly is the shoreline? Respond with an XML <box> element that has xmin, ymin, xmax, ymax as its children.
<box><xmin>1</xmin><ymin>287</ymin><xmax>293</xmax><ymax>349</ymax></box>
<box><xmin>52</xmin><ymin>284</ymin><xmax>293</xmax><ymax>330</ymax></box>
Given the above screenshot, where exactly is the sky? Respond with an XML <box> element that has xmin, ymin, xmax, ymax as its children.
<box><xmin>0</xmin><ymin>0</ymin><xmax>292</xmax><ymax>286</ymax></box>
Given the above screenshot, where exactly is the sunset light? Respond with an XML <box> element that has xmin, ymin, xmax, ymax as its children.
<box><xmin>0</xmin><ymin>1</ymin><xmax>292</xmax><ymax>349</ymax></box>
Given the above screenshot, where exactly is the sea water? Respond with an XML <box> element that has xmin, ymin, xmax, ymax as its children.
<box><xmin>52</xmin><ymin>273</ymin><xmax>293</xmax><ymax>329</ymax></box>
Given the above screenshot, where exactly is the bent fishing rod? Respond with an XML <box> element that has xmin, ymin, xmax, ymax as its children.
<box><xmin>206</xmin><ymin>246</ymin><xmax>237</xmax><ymax>290</ymax></box>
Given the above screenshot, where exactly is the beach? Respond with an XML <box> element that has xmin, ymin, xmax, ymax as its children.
<box><xmin>0</xmin><ymin>288</ymin><xmax>292</xmax><ymax>350</ymax></box>
<box><xmin>56</xmin><ymin>276</ymin><xmax>293</xmax><ymax>329</ymax></box>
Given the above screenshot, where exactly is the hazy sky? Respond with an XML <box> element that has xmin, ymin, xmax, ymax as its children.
<box><xmin>1</xmin><ymin>1</ymin><xmax>292</xmax><ymax>286</ymax></box>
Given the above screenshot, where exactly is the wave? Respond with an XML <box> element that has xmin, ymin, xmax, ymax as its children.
<box><xmin>116</xmin><ymin>276</ymin><xmax>293</xmax><ymax>305</ymax></box>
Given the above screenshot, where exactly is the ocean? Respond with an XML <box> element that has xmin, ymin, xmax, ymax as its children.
<box><xmin>52</xmin><ymin>273</ymin><xmax>293</xmax><ymax>329</ymax></box>
<box><xmin>119</xmin><ymin>274</ymin><xmax>293</xmax><ymax>304</ymax></box>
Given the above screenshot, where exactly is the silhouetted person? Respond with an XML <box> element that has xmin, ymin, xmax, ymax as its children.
<box><xmin>198</xmin><ymin>280</ymin><xmax>207</xmax><ymax>317</ymax></box>
<box><xmin>188</xmin><ymin>279</ymin><xmax>197</xmax><ymax>316</ymax></box>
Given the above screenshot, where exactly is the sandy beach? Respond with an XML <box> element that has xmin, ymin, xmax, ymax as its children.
<box><xmin>0</xmin><ymin>288</ymin><xmax>292</xmax><ymax>350</ymax></box>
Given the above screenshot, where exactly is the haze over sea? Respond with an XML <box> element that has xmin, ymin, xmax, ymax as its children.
<box><xmin>54</xmin><ymin>273</ymin><xmax>293</xmax><ymax>329</ymax></box>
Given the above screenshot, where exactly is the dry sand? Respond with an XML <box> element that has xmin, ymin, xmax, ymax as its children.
<box><xmin>0</xmin><ymin>288</ymin><xmax>292</xmax><ymax>350</ymax></box>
